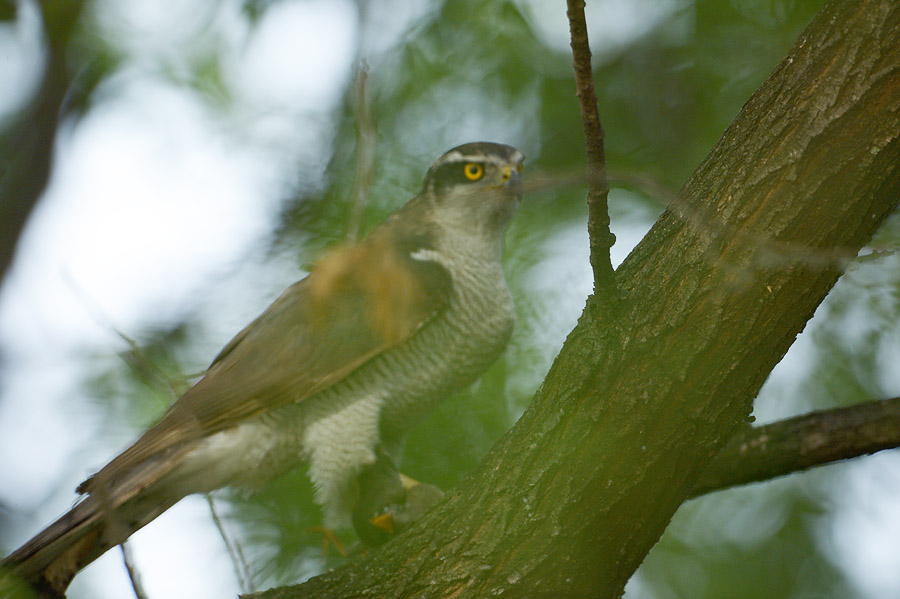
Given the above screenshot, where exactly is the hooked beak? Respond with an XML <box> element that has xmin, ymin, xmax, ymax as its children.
<box><xmin>500</xmin><ymin>163</ymin><xmax>524</xmax><ymax>196</ymax></box>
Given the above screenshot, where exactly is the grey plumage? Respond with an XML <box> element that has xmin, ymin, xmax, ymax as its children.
<box><xmin>3</xmin><ymin>141</ymin><xmax>524</xmax><ymax>597</ymax></box>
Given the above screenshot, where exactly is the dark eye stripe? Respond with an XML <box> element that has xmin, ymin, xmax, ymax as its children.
<box><xmin>426</xmin><ymin>160</ymin><xmax>485</xmax><ymax>193</ymax></box>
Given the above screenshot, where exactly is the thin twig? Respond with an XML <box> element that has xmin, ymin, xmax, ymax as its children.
<box><xmin>61</xmin><ymin>271</ymin><xmax>186</xmax><ymax>401</ymax></box>
<box><xmin>691</xmin><ymin>397</ymin><xmax>900</xmax><ymax>498</ymax></box>
<box><xmin>566</xmin><ymin>0</ymin><xmax>617</xmax><ymax>300</ymax></box>
<box><xmin>346</xmin><ymin>62</ymin><xmax>376</xmax><ymax>242</ymax></box>
<box><xmin>207</xmin><ymin>494</ymin><xmax>254</xmax><ymax>593</ymax></box>
<box><xmin>120</xmin><ymin>542</ymin><xmax>149</xmax><ymax>599</ymax></box>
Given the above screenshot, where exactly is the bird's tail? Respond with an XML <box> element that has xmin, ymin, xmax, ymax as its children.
<box><xmin>2</xmin><ymin>455</ymin><xmax>187</xmax><ymax>598</ymax></box>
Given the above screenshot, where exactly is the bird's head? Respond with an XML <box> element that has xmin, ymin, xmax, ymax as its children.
<box><xmin>420</xmin><ymin>142</ymin><xmax>525</xmax><ymax>239</ymax></box>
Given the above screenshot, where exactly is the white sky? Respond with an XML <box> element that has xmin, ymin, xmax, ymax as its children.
<box><xmin>1</xmin><ymin>1</ymin><xmax>899</xmax><ymax>599</ymax></box>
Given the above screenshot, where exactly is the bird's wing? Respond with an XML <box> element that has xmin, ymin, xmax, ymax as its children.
<box><xmin>82</xmin><ymin>219</ymin><xmax>451</xmax><ymax>493</ymax></box>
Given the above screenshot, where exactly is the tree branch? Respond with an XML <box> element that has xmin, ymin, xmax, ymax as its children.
<box><xmin>119</xmin><ymin>543</ymin><xmax>148</xmax><ymax>599</ymax></box>
<box><xmin>346</xmin><ymin>62</ymin><xmax>375</xmax><ymax>243</ymax></box>
<box><xmin>566</xmin><ymin>0</ymin><xmax>616</xmax><ymax>301</ymax></box>
<box><xmin>0</xmin><ymin>1</ymin><xmax>84</xmax><ymax>287</ymax></box>
<box><xmin>691</xmin><ymin>397</ymin><xmax>900</xmax><ymax>498</ymax></box>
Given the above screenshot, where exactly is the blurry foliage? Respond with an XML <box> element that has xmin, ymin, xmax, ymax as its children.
<box><xmin>83</xmin><ymin>322</ymin><xmax>197</xmax><ymax>430</ymax></box>
<box><xmin>805</xmin><ymin>217</ymin><xmax>900</xmax><ymax>407</ymax></box>
<box><xmin>0</xmin><ymin>0</ymin><xmax>15</xmax><ymax>22</ymax></box>
<box><xmin>11</xmin><ymin>0</ymin><xmax>900</xmax><ymax>597</ymax></box>
<box><xmin>638</xmin><ymin>477</ymin><xmax>856</xmax><ymax>599</ymax></box>
<box><xmin>242</xmin><ymin>0</ymin><xmax>279</xmax><ymax>24</ymax></box>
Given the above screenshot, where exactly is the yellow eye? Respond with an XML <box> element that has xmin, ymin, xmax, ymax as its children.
<box><xmin>463</xmin><ymin>162</ymin><xmax>484</xmax><ymax>181</ymax></box>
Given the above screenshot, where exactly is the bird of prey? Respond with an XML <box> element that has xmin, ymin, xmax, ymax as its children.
<box><xmin>2</xmin><ymin>141</ymin><xmax>525</xmax><ymax>597</ymax></box>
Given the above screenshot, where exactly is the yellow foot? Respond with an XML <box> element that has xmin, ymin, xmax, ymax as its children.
<box><xmin>304</xmin><ymin>526</ymin><xmax>347</xmax><ymax>558</ymax></box>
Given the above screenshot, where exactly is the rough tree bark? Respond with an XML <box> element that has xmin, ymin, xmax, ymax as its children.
<box><xmin>251</xmin><ymin>0</ymin><xmax>900</xmax><ymax>596</ymax></box>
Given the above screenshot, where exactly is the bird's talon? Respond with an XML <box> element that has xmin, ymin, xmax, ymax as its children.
<box><xmin>305</xmin><ymin>526</ymin><xmax>348</xmax><ymax>558</ymax></box>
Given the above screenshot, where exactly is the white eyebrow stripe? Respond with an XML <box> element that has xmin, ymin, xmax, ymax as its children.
<box><xmin>483</xmin><ymin>155</ymin><xmax>511</xmax><ymax>167</ymax></box>
<box><xmin>434</xmin><ymin>152</ymin><xmax>517</xmax><ymax>168</ymax></box>
<box><xmin>435</xmin><ymin>151</ymin><xmax>467</xmax><ymax>165</ymax></box>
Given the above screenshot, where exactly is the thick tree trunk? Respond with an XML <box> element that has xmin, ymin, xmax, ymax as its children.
<box><xmin>250</xmin><ymin>0</ymin><xmax>900</xmax><ymax>597</ymax></box>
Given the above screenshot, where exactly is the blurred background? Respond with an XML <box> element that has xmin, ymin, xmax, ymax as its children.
<box><xmin>1</xmin><ymin>0</ymin><xmax>899</xmax><ymax>598</ymax></box>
